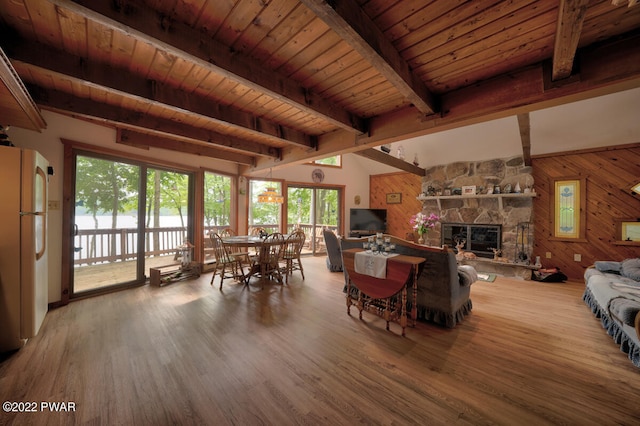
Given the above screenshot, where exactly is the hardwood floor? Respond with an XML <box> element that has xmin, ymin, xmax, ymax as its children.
<box><xmin>1</xmin><ymin>256</ymin><xmax>639</xmax><ymax>425</ymax></box>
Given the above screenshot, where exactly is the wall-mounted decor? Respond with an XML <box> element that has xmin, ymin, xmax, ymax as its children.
<box><xmin>462</xmin><ymin>185</ymin><xmax>476</xmax><ymax>196</ymax></box>
<box><xmin>386</xmin><ymin>192</ymin><xmax>402</xmax><ymax>204</ymax></box>
<box><xmin>311</xmin><ymin>168</ymin><xmax>324</xmax><ymax>183</ymax></box>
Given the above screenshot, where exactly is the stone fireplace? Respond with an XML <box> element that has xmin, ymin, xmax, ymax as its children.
<box><xmin>441</xmin><ymin>223</ymin><xmax>502</xmax><ymax>259</ymax></box>
<box><xmin>419</xmin><ymin>156</ymin><xmax>534</xmax><ymax>263</ymax></box>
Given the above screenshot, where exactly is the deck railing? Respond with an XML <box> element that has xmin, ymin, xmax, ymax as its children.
<box><xmin>74</xmin><ymin>224</ymin><xmax>337</xmax><ymax>266</ymax></box>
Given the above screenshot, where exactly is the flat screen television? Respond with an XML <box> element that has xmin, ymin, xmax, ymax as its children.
<box><xmin>349</xmin><ymin>208</ymin><xmax>387</xmax><ymax>234</ymax></box>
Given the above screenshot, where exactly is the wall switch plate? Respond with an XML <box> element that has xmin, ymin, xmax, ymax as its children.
<box><xmin>48</xmin><ymin>200</ymin><xmax>60</xmax><ymax>210</ymax></box>
<box><xmin>545</xmin><ymin>252</ymin><xmax>552</xmax><ymax>258</ymax></box>
<box><xmin>574</xmin><ymin>253</ymin><xmax>582</xmax><ymax>262</ymax></box>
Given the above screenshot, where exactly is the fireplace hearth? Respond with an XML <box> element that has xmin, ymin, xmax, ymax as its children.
<box><xmin>441</xmin><ymin>223</ymin><xmax>501</xmax><ymax>259</ymax></box>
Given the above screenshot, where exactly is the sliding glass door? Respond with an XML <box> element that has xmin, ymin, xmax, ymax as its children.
<box><xmin>203</xmin><ymin>172</ymin><xmax>232</xmax><ymax>264</ymax></box>
<box><xmin>72</xmin><ymin>154</ymin><xmax>143</xmax><ymax>294</ymax></box>
<box><xmin>71</xmin><ymin>152</ymin><xmax>193</xmax><ymax>297</ymax></box>
<box><xmin>287</xmin><ymin>185</ymin><xmax>341</xmax><ymax>255</ymax></box>
<box><xmin>143</xmin><ymin>167</ymin><xmax>193</xmax><ymax>276</ymax></box>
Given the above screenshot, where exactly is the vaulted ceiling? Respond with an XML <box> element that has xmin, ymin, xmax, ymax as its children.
<box><xmin>1</xmin><ymin>0</ymin><xmax>639</xmax><ymax>175</ymax></box>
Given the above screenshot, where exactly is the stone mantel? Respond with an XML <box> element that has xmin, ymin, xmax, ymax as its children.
<box><xmin>417</xmin><ymin>192</ymin><xmax>537</xmax><ymax>211</ymax></box>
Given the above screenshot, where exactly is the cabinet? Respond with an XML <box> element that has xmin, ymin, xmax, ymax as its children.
<box><xmin>417</xmin><ymin>192</ymin><xmax>536</xmax><ymax>210</ymax></box>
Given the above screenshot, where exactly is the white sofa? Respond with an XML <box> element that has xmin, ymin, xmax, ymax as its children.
<box><xmin>583</xmin><ymin>259</ymin><xmax>640</xmax><ymax>368</ymax></box>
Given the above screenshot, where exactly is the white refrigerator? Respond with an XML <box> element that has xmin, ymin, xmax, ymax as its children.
<box><xmin>0</xmin><ymin>145</ymin><xmax>49</xmax><ymax>352</ymax></box>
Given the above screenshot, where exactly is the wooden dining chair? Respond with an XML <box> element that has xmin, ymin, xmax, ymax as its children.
<box><xmin>247</xmin><ymin>226</ymin><xmax>263</xmax><ymax>235</ymax></box>
<box><xmin>281</xmin><ymin>230</ymin><xmax>306</xmax><ymax>283</ymax></box>
<box><xmin>219</xmin><ymin>227</ymin><xmax>249</xmax><ymax>263</ymax></box>
<box><xmin>209</xmin><ymin>233</ymin><xmax>246</xmax><ymax>289</ymax></box>
<box><xmin>250</xmin><ymin>232</ymin><xmax>284</xmax><ymax>285</ymax></box>
<box><xmin>219</xmin><ymin>227</ymin><xmax>236</xmax><ymax>237</ymax></box>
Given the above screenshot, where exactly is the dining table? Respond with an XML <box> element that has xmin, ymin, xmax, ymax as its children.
<box><xmin>222</xmin><ymin>235</ymin><xmax>286</xmax><ymax>284</ymax></box>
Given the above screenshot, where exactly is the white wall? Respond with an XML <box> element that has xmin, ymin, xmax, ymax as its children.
<box><xmin>268</xmin><ymin>154</ymin><xmax>376</xmax><ymax>229</ymax></box>
<box><xmin>7</xmin><ymin>111</ymin><xmax>377</xmax><ymax>303</ymax></box>
<box><xmin>385</xmin><ymin>87</ymin><xmax>640</xmax><ymax>168</ymax></box>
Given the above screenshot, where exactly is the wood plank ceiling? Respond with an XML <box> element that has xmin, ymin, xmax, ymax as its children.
<box><xmin>0</xmin><ymin>0</ymin><xmax>639</xmax><ymax>174</ymax></box>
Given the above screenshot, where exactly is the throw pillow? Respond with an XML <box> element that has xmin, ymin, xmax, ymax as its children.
<box><xmin>620</xmin><ymin>258</ymin><xmax>640</xmax><ymax>281</ymax></box>
<box><xmin>594</xmin><ymin>261</ymin><xmax>621</xmax><ymax>274</ymax></box>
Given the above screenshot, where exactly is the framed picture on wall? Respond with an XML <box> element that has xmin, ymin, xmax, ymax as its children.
<box><xmin>386</xmin><ymin>192</ymin><xmax>402</xmax><ymax>204</ymax></box>
<box><xmin>462</xmin><ymin>185</ymin><xmax>476</xmax><ymax>195</ymax></box>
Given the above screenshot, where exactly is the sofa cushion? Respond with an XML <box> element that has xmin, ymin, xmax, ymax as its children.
<box><xmin>621</xmin><ymin>258</ymin><xmax>640</xmax><ymax>281</ymax></box>
<box><xmin>594</xmin><ymin>260</ymin><xmax>621</xmax><ymax>274</ymax></box>
<box><xmin>608</xmin><ymin>296</ymin><xmax>640</xmax><ymax>327</ymax></box>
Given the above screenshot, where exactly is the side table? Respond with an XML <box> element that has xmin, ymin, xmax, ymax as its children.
<box><xmin>342</xmin><ymin>248</ymin><xmax>424</xmax><ymax>336</ymax></box>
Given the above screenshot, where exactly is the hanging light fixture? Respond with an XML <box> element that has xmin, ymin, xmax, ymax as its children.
<box><xmin>257</xmin><ymin>169</ymin><xmax>284</xmax><ymax>203</ymax></box>
<box><xmin>257</xmin><ymin>187</ymin><xmax>284</xmax><ymax>203</ymax></box>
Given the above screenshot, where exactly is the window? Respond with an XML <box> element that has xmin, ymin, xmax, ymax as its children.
<box><xmin>308</xmin><ymin>155</ymin><xmax>341</xmax><ymax>167</ymax></box>
<box><xmin>615</xmin><ymin>219</ymin><xmax>640</xmax><ymax>244</ymax></box>
<box><xmin>248</xmin><ymin>179</ymin><xmax>282</xmax><ymax>234</ymax></box>
<box><xmin>203</xmin><ymin>172</ymin><xmax>232</xmax><ymax>263</ymax></box>
<box><xmin>203</xmin><ymin>172</ymin><xmax>232</xmax><ymax>231</ymax></box>
<box><xmin>621</xmin><ymin>221</ymin><xmax>640</xmax><ymax>241</ymax></box>
<box><xmin>552</xmin><ymin>177</ymin><xmax>586</xmax><ymax>240</ymax></box>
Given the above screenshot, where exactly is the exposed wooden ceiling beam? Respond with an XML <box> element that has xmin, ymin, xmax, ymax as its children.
<box><xmin>27</xmin><ymin>84</ymin><xmax>280</xmax><ymax>159</ymax></box>
<box><xmin>552</xmin><ymin>0</ymin><xmax>590</xmax><ymax>81</ymax></box>
<box><xmin>354</xmin><ymin>148</ymin><xmax>426</xmax><ymax>176</ymax></box>
<box><xmin>299</xmin><ymin>0</ymin><xmax>438</xmax><ymax>116</ymax></box>
<box><xmin>7</xmin><ymin>40</ymin><xmax>316</xmax><ymax>150</ymax></box>
<box><xmin>50</xmin><ymin>0</ymin><xmax>368</xmax><ymax>135</ymax></box>
<box><xmin>517</xmin><ymin>113</ymin><xmax>532</xmax><ymax>166</ymax></box>
<box><xmin>117</xmin><ymin>129</ymin><xmax>255</xmax><ymax>165</ymax></box>
<box><xmin>251</xmin><ymin>33</ymin><xmax>640</xmax><ymax>171</ymax></box>
<box><xmin>0</xmin><ymin>46</ymin><xmax>46</xmax><ymax>131</ymax></box>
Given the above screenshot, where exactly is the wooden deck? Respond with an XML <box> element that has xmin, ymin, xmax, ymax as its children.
<box><xmin>72</xmin><ymin>225</ymin><xmax>327</xmax><ymax>293</ymax></box>
<box><xmin>74</xmin><ymin>255</ymin><xmax>182</xmax><ymax>293</ymax></box>
<box><xmin>73</xmin><ymin>252</ymin><xmax>316</xmax><ymax>293</ymax></box>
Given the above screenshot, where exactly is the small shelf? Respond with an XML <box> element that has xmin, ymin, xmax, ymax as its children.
<box><xmin>417</xmin><ymin>192</ymin><xmax>537</xmax><ymax>210</ymax></box>
<box><xmin>613</xmin><ymin>240</ymin><xmax>640</xmax><ymax>247</ymax></box>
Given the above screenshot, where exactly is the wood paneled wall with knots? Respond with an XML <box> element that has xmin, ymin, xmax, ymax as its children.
<box><xmin>370</xmin><ymin>172</ymin><xmax>423</xmax><ymax>239</ymax></box>
<box><xmin>531</xmin><ymin>143</ymin><xmax>640</xmax><ymax>280</ymax></box>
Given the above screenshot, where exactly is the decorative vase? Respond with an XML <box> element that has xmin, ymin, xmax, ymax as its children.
<box><xmin>418</xmin><ymin>232</ymin><xmax>425</xmax><ymax>244</ymax></box>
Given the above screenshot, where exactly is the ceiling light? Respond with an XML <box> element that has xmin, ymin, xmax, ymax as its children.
<box><xmin>257</xmin><ymin>187</ymin><xmax>284</xmax><ymax>204</ymax></box>
<box><xmin>257</xmin><ymin>168</ymin><xmax>284</xmax><ymax>203</ymax></box>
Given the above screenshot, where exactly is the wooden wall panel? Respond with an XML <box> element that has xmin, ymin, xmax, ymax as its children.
<box><xmin>371</xmin><ymin>145</ymin><xmax>640</xmax><ymax>281</ymax></box>
<box><xmin>370</xmin><ymin>172</ymin><xmax>422</xmax><ymax>239</ymax></box>
<box><xmin>532</xmin><ymin>144</ymin><xmax>640</xmax><ymax>280</ymax></box>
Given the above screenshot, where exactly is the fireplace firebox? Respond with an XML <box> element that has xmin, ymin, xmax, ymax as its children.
<box><xmin>441</xmin><ymin>223</ymin><xmax>501</xmax><ymax>259</ymax></box>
